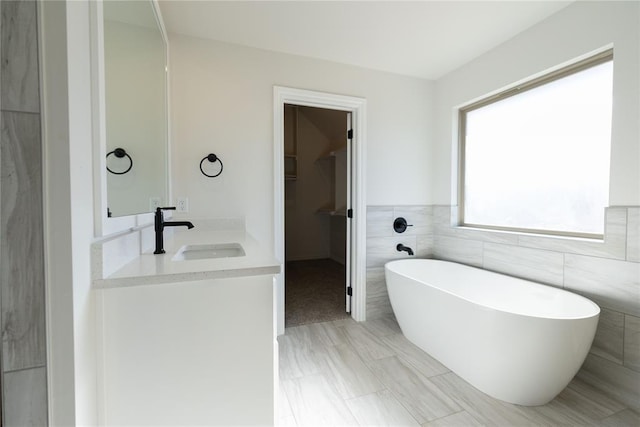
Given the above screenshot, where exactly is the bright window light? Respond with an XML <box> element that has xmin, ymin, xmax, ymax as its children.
<box><xmin>460</xmin><ymin>52</ymin><xmax>613</xmax><ymax>237</ymax></box>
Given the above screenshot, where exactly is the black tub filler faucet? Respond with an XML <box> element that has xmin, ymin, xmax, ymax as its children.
<box><xmin>396</xmin><ymin>243</ymin><xmax>414</xmax><ymax>256</ymax></box>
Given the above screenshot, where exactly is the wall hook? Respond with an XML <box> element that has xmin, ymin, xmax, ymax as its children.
<box><xmin>200</xmin><ymin>153</ymin><xmax>224</xmax><ymax>178</ymax></box>
<box><xmin>106</xmin><ymin>147</ymin><xmax>133</xmax><ymax>175</ymax></box>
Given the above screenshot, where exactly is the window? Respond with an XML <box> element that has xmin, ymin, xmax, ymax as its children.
<box><xmin>459</xmin><ymin>50</ymin><xmax>613</xmax><ymax>238</ymax></box>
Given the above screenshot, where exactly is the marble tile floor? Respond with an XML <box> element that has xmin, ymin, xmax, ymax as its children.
<box><xmin>277</xmin><ymin>316</ymin><xmax>640</xmax><ymax>426</ymax></box>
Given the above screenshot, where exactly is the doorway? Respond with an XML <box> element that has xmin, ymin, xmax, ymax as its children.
<box><xmin>283</xmin><ymin>105</ymin><xmax>350</xmax><ymax>327</ymax></box>
<box><xmin>274</xmin><ymin>87</ymin><xmax>366</xmax><ymax>335</ymax></box>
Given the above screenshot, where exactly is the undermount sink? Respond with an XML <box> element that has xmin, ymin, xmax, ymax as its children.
<box><xmin>172</xmin><ymin>243</ymin><xmax>245</xmax><ymax>261</ymax></box>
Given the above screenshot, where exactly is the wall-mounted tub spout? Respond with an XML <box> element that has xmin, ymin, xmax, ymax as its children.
<box><xmin>396</xmin><ymin>243</ymin><xmax>414</xmax><ymax>256</ymax></box>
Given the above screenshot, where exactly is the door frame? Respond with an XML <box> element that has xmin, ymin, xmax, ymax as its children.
<box><xmin>273</xmin><ymin>86</ymin><xmax>367</xmax><ymax>335</ymax></box>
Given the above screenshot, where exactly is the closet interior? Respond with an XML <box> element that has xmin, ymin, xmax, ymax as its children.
<box><xmin>284</xmin><ymin>104</ymin><xmax>350</xmax><ymax>327</ymax></box>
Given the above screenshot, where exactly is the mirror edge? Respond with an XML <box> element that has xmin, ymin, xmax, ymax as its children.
<box><xmin>90</xmin><ymin>0</ymin><xmax>171</xmax><ymax>237</ymax></box>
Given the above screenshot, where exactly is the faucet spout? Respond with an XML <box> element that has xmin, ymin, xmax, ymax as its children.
<box><xmin>396</xmin><ymin>243</ymin><xmax>414</xmax><ymax>256</ymax></box>
<box><xmin>154</xmin><ymin>207</ymin><xmax>195</xmax><ymax>254</ymax></box>
<box><xmin>163</xmin><ymin>221</ymin><xmax>195</xmax><ymax>229</ymax></box>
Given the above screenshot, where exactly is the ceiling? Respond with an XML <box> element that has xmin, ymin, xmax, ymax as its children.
<box><xmin>158</xmin><ymin>1</ymin><xmax>573</xmax><ymax>80</ymax></box>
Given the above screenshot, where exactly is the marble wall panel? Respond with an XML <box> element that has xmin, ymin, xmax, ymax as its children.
<box><xmin>1</xmin><ymin>0</ymin><xmax>40</xmax><ymax>113</ymax></box>
<box><xmin>416</xmin><ymin>234</ymin><xmax>434</xmax><ymax>258</ymax></box>
<box><xmin>591</xmin><ymin>308</ymin><xmax>624</xmax><ymax>365</ymax></box>
<box><xmin>366</xmin><ymin>236</ymin><xmax>417</xmax><ymax>268</ymax></box>
<box><xmin>366</xmin><ymin>267</ymin><xmax>394</xmax><ymax>320</ymax></box>
<box><xmin>1</xmin><ymin>111</ymin><xmax>45</xmax><ymax>371</ymax></box>
<box><xmin>433</xmin><ymin>235</ymin><xmax>483</xmax><ymax>267</ymax></box>
<box><xmin>3</xmin><ymin>367</ymin><xmax>48</xmax><ymax>426</ymax></box>
<box><xmin>483</xmin><ymin>243</ymin><xmax>564</xmax><ymax>287</ymax></box>
<box><xmin>366</xmin><ymin>267</ymin><xmax>387</xmax><ymax>299</ymax></box>
<box><xmin>367</xmin><ymin>206</ymin><xmax>393</xmax><ymax>238</ymax></box>
<box><xmin>393</xmin><ymin>205</ymin><xmax>433</xmax><ymax>236</ymax></box>
<box><xmin>564</xmin><ymin>254</ymin><xmax>640</xmax><ymax>317</ymax></box>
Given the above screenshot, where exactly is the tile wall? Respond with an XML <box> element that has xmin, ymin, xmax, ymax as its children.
<box><xmin>366</xmin><ymin>206</ymin><xmax>434</xmax><ymax>319</ymax></box>
<box><xmin>366</xmin><ymin>204</ymin><xmax>640</xmax><ymax>410</ymax></box>
<box><xmin>0</xmin><ymin>1</ymin><xmax>48</xmax><ymax>424</ymax></box>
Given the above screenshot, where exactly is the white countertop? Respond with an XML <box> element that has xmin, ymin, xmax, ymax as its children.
<box><xmin>93</xmin><ymin>229</ymin><xmax>280</xmax><ymax>289</ymax></box>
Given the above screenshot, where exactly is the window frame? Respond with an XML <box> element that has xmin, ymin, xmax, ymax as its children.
<box><xmin>457</xmin><ymin>49</ymin><xmax>614</xmax><ymax>239</ymax></box>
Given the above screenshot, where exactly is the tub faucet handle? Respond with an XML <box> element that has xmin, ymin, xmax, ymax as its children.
<box><xmin>394</xmin><ymin>217</ymin><xmax>413</xmax><ymax>233</ymax></box>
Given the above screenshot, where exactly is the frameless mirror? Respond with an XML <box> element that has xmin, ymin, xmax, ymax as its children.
<box><xmin>103</xmin><ymin>0</ymin><xmax>168</xmax><ymax>217</ymax></box>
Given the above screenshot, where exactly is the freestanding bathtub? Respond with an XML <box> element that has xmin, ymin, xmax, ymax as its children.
<box><xmin>385</xmin><ymin>259</ymin><xmax>600</xmax><ymax>406</ymax></box>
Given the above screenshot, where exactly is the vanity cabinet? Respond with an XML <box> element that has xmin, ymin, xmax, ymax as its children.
<box><xmin>96</xmin><ymin>275</ymin><xmax>276</xmax><ymax>425</ymax></box>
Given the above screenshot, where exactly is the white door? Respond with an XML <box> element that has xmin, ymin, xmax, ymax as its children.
<box><xmin>345</xmin><ymin>112</ymin><xmax>353</xmax><ymax>313</ymax></box>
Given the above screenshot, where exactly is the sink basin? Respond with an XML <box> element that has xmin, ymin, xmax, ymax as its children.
<box><xmin>172</xmin><ymin>243</ymin><xmax>245</xmax><ymax>261</ymax></box>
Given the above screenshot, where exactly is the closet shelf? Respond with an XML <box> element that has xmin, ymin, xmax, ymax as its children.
<box><xmin>316</xmin><ymin>145</ymin><xmax>347</xmax><ymax>162</ymax></box>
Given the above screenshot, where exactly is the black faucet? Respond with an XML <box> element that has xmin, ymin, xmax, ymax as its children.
<box><xmin>154</xmin><ymin>207</ymin><xmax>194</xmax><ymax>254</ymax></box>
<box><xmin>396</xmin><ymin>243</ymin><xmax>414</xmax><ymax>256</ymax></box>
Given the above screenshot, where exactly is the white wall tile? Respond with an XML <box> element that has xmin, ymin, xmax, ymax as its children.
<box><xmin>564</xmin><ymin>255</ymin><xmax>640</xmax><ymax>316</ymax></box>
<box><xmin>366</xmin><ymin>267</ymin><xmax>393</xmax><ymax>319</ymax></box>
<box><xmin>624</xmin><ymin>314</ymin><xmax>640</xmax><ymax>372</ymax></box>
<box><xmin>591</xmin><ymin>308</ymin><xmax>624</xmax><ymax>365</ymax></box>
<box><xmin>102</xmin><ymin>232</ymin><xmax>141</xmax><ymax>278</ymax></box>
<box><xmin>367</xmin><ymin>206</ymin><xmax>394</xmax><ymax>238</ymax></box>
<box><xmin>366</xmin><ymin>267</ymin><xmax>387</xmax><ymax>299</ymax></box>
<box><xmin>416</xmin><ymin>234</ymin><xmax>434</xmax><ymax>257</ymax></box>
<box><xmin>393</xmin><ymin>206</ymin><xmax>433</xmax><ymax>236</ymax></box>
<box><xmin>628</xmin><ymin>208</ymin><xmax>640</xmax><ymax>262</ymax></box>
<box><xmin>367</xmin><ymin>236</ymin><xmax>417</xmax><ymax>268</ymax></box>
<box><xmin>483</xmin><ymin>243</ymin><xmax>564</xmax><ymax>287</ymax></box>
<box><xmin>433</xmin><ymin>205</ymin><xmax>457</xmax><ymax>227</ymax></box>
<box><xmin>433</xmin><ymin>235</ymin><xmax>483</xmax><ymax>267</ymax></box>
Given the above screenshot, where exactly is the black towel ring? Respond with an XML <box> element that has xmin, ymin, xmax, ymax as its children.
<box><xmin>106</xmin><ymin>148</ymin><xmax>133</xmax><ymax>175</ymax></box>
<box><xmin>200</xmin><ymin>153</ymin><xmax>224</xmax><ymax>178</ymax></box>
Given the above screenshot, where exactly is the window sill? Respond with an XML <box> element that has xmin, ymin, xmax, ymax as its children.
<box><xmin>455</xmin><ymin>225</ymin><xmax>605</xmax><ymax>243</ymax></box>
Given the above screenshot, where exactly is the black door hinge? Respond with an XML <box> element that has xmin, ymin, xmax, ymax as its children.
<box><xmin>347</xmin><ymin>208</ymin><xmax>353</xmax><ymax>218</ymax></box>
<box><xmin>347</xmin><ymin>286</ymin><xmax>353</xmax><ymax>296</ymax></box>
<box><xmin>347</xmin><ymin>129</ymin><xmax>353</xmax><ymax>139</ymax></box>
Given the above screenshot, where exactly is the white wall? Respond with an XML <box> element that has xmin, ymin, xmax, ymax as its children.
<box><xmin>40</xmin><ymin>1</ymin><xmax>98</xmax><ymax>424</ymax></box>
<box><xmin>169</xmin><ymin>34</ymin><xmax>434</xmax><ymax>250</ymax></box>
<box><xmin>433</xmin><ymin>0</ymin><xmax>640</xmax><ymax>206</ymax></box>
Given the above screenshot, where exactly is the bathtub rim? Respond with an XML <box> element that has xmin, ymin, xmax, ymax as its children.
<box><xmin>385</xmin><ymin>258</ymin><xmax>601</xmax><ymax>321</ymax></box>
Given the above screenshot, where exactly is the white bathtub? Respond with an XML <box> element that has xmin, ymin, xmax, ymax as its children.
<box><xmin>385</xmin><ymin>259</ymin><xmax>600</xmax><ymax>406</ymax></box>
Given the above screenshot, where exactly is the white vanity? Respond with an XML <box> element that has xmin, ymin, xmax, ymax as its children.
<box><xmin>93</xmin><ymin>226</ymin><xmax>280</xmax><ymax>425</ymax></box>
